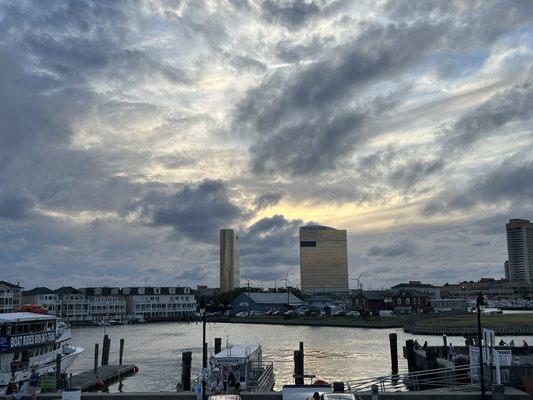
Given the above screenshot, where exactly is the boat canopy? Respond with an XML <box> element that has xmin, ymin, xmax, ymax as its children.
<box><xmin>211</xmin><ymin>344</ymin><xmax>260</xmax><ymax>365</ymax></box>
<box><xmin>0</xmin><ymin>313</ymin><xmax>56</xmax><ymax>323</ymax></box>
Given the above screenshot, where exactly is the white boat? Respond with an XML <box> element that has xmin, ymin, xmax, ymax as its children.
<box><xmin>205</xmin><ymin>344</ymin><xmax>275</xmax><ymax>393</ymax></box>
<box><xmin>0</xmin><ymin>312</ymin><xmax>84</xmax><ymax>386</ymax></box>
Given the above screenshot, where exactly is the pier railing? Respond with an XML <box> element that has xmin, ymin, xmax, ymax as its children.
<box><xmin>347</xmin><ymin>364</ymin><xmax>475</xmax><ymax>393</ymax></box>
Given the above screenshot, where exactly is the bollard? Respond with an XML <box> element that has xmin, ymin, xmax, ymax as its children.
<box><xmin>389</xmin><ymin>333</ymin><xmax>398</xmax><ymax>375</ymax></box>
<box><xmin>333</xmin><ymin>382</ymin><xmax>344</xmax><ymax>393</ymax></box>
<box><xmin>119</xmin><ymin>338</ymin><xmax>125</xmax><ymax>365</ymax></box>
<box><xmin>94</xmin><ymin>343</ymin><xmax>99</xmax><ymax>375</ymax></box>
<box><xmin>371</xmin><ymin>384</ymin><xmax>378</xmax><ymax>400</ymax></box>
<box><xmin>182</xmin><ymin>351</ymin><xmax>192</xmax><ymax>391</ymax></box>
<box><xmin>214</xmin><ymin>338</ymin><xmax>222</xmax><ymax>354</ymax></box>
<box><xmin>491</xmin><ymin>384</ymin><xmax>504</xmax><ymax>400</ymax></box>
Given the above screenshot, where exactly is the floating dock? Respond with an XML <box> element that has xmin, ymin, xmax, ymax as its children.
<box><xmin>71</xmin><ymin>364</ymin><xmax>137</xmax><ymax>391</ymax></box>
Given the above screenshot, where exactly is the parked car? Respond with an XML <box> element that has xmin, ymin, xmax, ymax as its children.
<box><xmin>345</xmin><ymin>311</ymin><xmax>360</xmax><ymax>317</ymax></box>
<box><xmin>271</xmin><ymin>310</ymin><xmax>281</xmax><ymax>315</ymax></box>
<box><xmin>332</xmin><ymin>310</ymin><xmax>346</xmax><ymax>317</ymax></box>
<box><xmin>235</xmin><ymin>311</ymin><xmax>249</xmax><ymax>317</ymax></box>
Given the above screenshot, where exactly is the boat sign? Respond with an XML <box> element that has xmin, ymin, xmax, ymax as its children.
<box><xmin>0</xmin><ymin>332</ymin><xmax>56</xmax><ymax>351</ymax></box>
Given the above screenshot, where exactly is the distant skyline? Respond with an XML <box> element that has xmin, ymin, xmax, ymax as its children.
<box><xmin>0</xmin><ymin>1</ymin><xmax>532</xmax><ymax>289</ymax></box>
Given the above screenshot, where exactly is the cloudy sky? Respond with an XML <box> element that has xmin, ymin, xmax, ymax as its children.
<box><xmin>1</xmin><ymin>0</ymin><xmax>532</xmax><ymax>290</ymax></box>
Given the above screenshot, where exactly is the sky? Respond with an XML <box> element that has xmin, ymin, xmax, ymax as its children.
<box><xmin>1</xmin><ymin>0</ymin><xmax>532</xmax><ymax>291</ymax></box>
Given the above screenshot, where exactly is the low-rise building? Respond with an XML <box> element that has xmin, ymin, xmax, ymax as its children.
<box><xmin>391</xmin><ymin>291</ymin><xmax>431</xmax><ymax>314</ymax></box>
<box><xmin>124</xmin><ymin>287</ymin><xmax>196</xmax><ymax>321</ymax></box>
<box><xmin>0</xmin><ymin>281</ymin><xmax>22</xmax><ymax>313</ymax></box>
<box><xmin>430</xmin><ymin>298</ymin><xmax>468</xmax><ymax>312</ymax></box>
<box><xmin>353</xmin><ymin>290</ymin><xmax>392</xmax><ymax>316</ymax></box>
<box><xmin>21</xmin><ymin>287</ymin><xmax>60</xmax><ymax>315</ymax></box>
<box><xmin>55</xmin><ymin>287</ymin><xmax>90</xmax><ymax>321</ymax></box>
<box><xmin>81</xmin><ymin>287</ymin><xmax>127</xmax><ymax>321</ymax></box>
<box><xmin>391</xmin><ymin>281</ymin><xmax>440</xmax><ymax>299</ymax></box>
<box><xmin>231</xmin><ymin>292</ymin><xmax>303</xmax><ymax>314</ymax></box>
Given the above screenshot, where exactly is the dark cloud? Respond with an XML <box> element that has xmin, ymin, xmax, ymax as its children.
<box><xmin>423</xmin><ymin>159</ymin><xmax>533</xmax><ymax>216</ymax></box>
<box><xmin>440</xmin><ymin>82</ymin><xmax>533</xmax><ymax>153</ymax></box>
<box><xmin>260</xmin><ymin>0</ymin><xmax>321</xmax><ymax>29</ymax></box>
<box><xmin>235</xmin><ymin>20</ymin><xmax>450</xmax><ymax>176</ymax></box>
<box><xmin>0</xmin><ymin>196</ymin><xmax>35</xmax><ymax>221</ymax></box>
<box><xmin>147</xmin><ymin>180</ymin><xmax>244</xmax><ymax>243</ymax></box>
<box><xmin>253</xmin><ymin>192</ymin><xmax>283</xmax><ymax>210</ymax></box>
<box><xmin>367</xmin><ymin>238</ymin><xmax>415</xmax><ymax>258</ymax></box>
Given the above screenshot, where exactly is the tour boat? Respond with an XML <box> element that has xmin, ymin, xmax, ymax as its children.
<box><xmin>0</xmin><ymin>312</ymin><xmax>84</xmax><ymax>386</ymax></box>
<box><xmin>206</xmin><ymin>344</ymin><xmax>275</xmax><ymax>393</ymax></box>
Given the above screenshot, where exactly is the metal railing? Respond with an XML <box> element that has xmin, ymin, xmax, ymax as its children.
<box><xmin>347</xmin><ymin>364</ymin><xmax>475</xmax><ymax>393</ymax></box>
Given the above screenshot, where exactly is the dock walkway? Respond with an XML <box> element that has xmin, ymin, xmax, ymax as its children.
<box><xmin>71</xmin><ymin>365</ymin><xmax>137</xmax><ymax>391</ymax></box>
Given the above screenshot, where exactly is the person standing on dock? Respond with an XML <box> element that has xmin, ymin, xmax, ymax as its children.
<box><xmin>28</xmin><ymin>368</ymin><xmax>40</xmax><ymax>400</ymax></box>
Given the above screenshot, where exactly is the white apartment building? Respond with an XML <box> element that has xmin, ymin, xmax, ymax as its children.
<box><xmin>124</xmin><ymin>287</ymin><xmax>196</xmax><ymax>320</ymax></box>
<box><xmin>0</xmin><ymin>281</ymin><xmax>22</xmax><ymax>313</ymax></box>
<box><xmin>21</xmin><ymin>287</ymin><xmax>60</xmax><ymax>315</ymax></box>
<box><xmin>54</xmin><ymin>287</ymin><xmax>90</xmax><ymax>321</ymax></box>
<box><xmin>81</xmin><ymin>287</ymin><xmax>127</xmax><ymax>321</ymax></box>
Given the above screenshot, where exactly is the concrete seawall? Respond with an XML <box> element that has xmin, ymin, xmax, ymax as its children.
<box><xmin>219</xmin><ymin>318</ymin><xmax>405</xmax><ymax>329</ymax></box>
<box><xmin>6</xmin><ymin>387</ymin><xmax>529</xmax><ymax>400</ymax></box>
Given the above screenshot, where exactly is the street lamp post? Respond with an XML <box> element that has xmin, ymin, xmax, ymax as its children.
<box><xmin>476</xmin><ymin>292</ymin><xmax>486</xmax><ymax>400</ymax></box>
<box><xmin>200</xmin><ymin>297</ymin><xmax>207</xmax><ymax>400</ymax></box>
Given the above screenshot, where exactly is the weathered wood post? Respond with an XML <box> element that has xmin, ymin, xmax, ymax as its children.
<box><xmin>389</xmin><ymin>333</ymin><xmax>398</xmax><ymax>375</ymax></box>
<box><xmin>102</xmin><ymin>335</ymin><xmax>110</xmax><ymax>366</ymax></box>
<box><xmin>94</xmin><ymin>343</ymin><xmax>99</xmax><ymax>374</ymax></box>
<box><xmin>442</xmin><ymin>334</ymin><xmax>447</xmax><ymax>348</ymax></box>
<box><xmin>294</xmin><ymin>350</ymin><xmax>304</xmax><ymax>385</ymax></box>
<box><xmin>119</xmin><ymin>338</ymin><xmax>125</xmax><ymax>365</ymax></box>
<box><xmin>214</xmin><ymin>338</ymin><xmax>222</xmax><ymax>354</ymax></box>
<box><xmin>55</xmin><ymin>353</ymin><xmax>62</xmax><ymax>389</ymax></box>
<box><xmin>299</xmin><ymin>341</ymin><xmax>305</xmax><ymax>379</ymax></box>
<box><xmin>406</xmin><ymin>339</ymin><xmax>416</xmax><ymax>373</ymax></box>
<box><xmin>182</xmin><ymin>351</ymin><xmax>192</xmax><ymax>391</ymax></box>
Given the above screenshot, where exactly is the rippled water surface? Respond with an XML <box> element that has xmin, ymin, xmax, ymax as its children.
<box><xmin>69</xmin><ymin>322</ymin><xmax>533</xmax><ymax>392</ymax></box>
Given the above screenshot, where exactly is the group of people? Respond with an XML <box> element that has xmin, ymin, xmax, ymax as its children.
<box><xmin>498</xmin><ymin>339</ymin><xmax>528</xmax><ymax>348</ymax></box>
<box><xmin>4</xmin><ymin>368</ymin><xmax>40</xmax><ymax>400</ymax></box>
<box><xmin>208</xmin><ymin>367</ymin><xmax>241</xmax><ymax>395</ymax></box>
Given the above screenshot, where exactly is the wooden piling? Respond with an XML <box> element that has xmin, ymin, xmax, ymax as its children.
<box><xmin>294</xmin><ymin>350</ymin><xmax>304</xmax><ymax>385</ymax></box>
<box><xmin>119</xmin><ymin>338</ymin><xmax>125</xmax><ymax>365</ymax></box>
<box><xmin>442</xmin><ymin>334</ymin><xmax>447</xmax><ymax>348</ymax></box>
<box><xmin>102</xmin><ymin>335</ymin><xmax>110</xmax><ymax>366</ymax></box>
<box><xmin>214</xmin><ymin>338</ymin><xmax>222</xmax><ymax>354</ymax></box>
<box><xmin>182</xmin><ymin>351</ymin><xmax>192</xmax><ymax>391</ymax></box>
<box><xmin>94</xmin><ymin>343</ymin><xmax>99</xmax><ymax>374</ymax></box>
<box><xmin>389</xmin><ymin>333</ymin><xmax>398</xmax><ymax>375</ymax></box>
<box><xmin>299</xmin><ymin>342</ymin><xmax>305</xmax><ymax>381</ymax></box>
<box><xmin>55</xmin><ymin>353</ymin><xmax>62</xmax><ymax>388</ymax></box>
<box><xmin>405</xmin><ymin>339</ymin><xmax>415</xmax><ymax>373</ymax></box>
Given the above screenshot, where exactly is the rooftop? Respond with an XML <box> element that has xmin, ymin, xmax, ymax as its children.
<box><xmin>22</xmin><ymin>287</ymin><xmax>55</xmax><ymax>296</ymax></box>
<box><xmin>212</xmin><ymin>344</ymin><xmax>260</xmax><ymax>360</ymax></box>
<box><xmin>391</xmin><ymin>281</ymin><xmax>436</xmax><ymax>289</ymax></box>
<box><xmin>0</xmin><ymin>312</ymin><xmax>56</xmax><ymax>323</ymax></box>
<box><xmin>241</xmin><ymin>292</ymin><xmax>303</xmax><ymax>305</ymax></box>
<box><xmin>300</xmin><ymin>225</ymin><xmax>337</xmax><ymax>231</ymax></box>
<box><xmin>0</xmin><ymin>281</ymin><xmax>22</xmax><ymax>289</ymax></box>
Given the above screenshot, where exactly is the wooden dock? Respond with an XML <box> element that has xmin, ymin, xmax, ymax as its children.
<box><xmin>71</xmin><ymin>364</ymin><xmax>137</xmax><ymax>391</ymax></box>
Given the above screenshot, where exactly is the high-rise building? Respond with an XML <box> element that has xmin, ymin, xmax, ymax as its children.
<box><xmin>504</xmin><ymin>260</ymin><xmax>510</xmax><ymax>281</ymax></box>
<box><xmin>299</xmin><ymin>225</ymin><xmax>349</xmax><ymax>293</ymax></box>
<box><xmin>220</xmin><ymin>229</ymin><xmax>240</xmax><ymax>292</ymax></box>
<box><xmin>506</xmin><ymin>219</ymin><xmax>533</xmax><ymax>282</ymax></box>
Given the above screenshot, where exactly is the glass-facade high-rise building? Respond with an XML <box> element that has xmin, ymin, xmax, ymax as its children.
<box><xmin>220</xmin><ymin>229</ymin><xmax>240</xmax><ymax>292</ymax></box>
<box><xmin>299</xmin><ymin>225</ymin><xmax>349</xmax><ymax>293</ymax></box>
<box><xmin>506</xmin><ymin>219</ymin><xmax>533</xmax><ymax>282</ymax></box>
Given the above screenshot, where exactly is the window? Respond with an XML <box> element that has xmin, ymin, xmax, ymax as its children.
<box><xmin>405</xmin><ymin>298</ymin><xmax>411</xmax><ymax>305</ymax></box>
<box><xmin>154</xmin><ymin>288</ymin><xmax>161</xmax><ymax>295</ymax></box>
<box><xmin>300</xmin><ymin>241</ymin><xmax>317</xmax><ymax>247</ymax></box>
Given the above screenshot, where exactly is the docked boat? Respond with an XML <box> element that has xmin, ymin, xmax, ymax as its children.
<box><xmin>202</xmin><ymin>344</ymin><xmax>275</xmax><ymax>393</ymax></box>
<box><xmin>0</xmin><ymin>312</ymin><xmax>84</xmax><ymax>386</ymax></box>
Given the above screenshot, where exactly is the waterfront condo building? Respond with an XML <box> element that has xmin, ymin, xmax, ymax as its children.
<box><xmin>506</xmin><ymin>218</ymin><xmax>533</xmax><ymax>282</ymax></box>
<box><xmin>299</xmin><ymin>225</ymin><xmax>349</xmax><ymax>293</ymax></box>
<box><xmin>123</xmin><ymin>286</ymin><xmax>196</xmax><ymax>320</ymax></box>
<box><xmin>0</xmin><ymin>281</ymin><xmax>22</xmax><ymax>313</ymax></box>
<box><xmin>220</xmin><ymin>228</ymin><xmax>240</xmax><ymax>292</ymax></box>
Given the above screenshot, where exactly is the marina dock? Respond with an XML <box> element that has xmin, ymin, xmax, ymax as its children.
<box><xmin>70</xmin><ymin>365</ymin><xmax>137</xmax><ymax>391</ymax></box>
